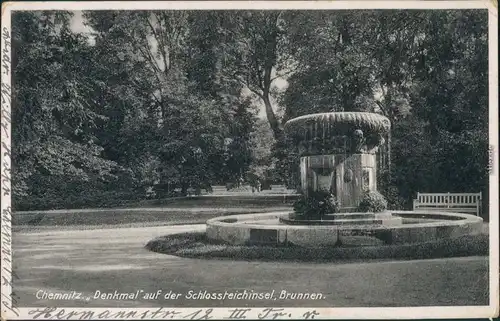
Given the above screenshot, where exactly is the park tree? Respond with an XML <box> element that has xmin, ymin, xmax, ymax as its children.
<box><xmin>85</xmin><ymin>10</ymin><xmax>258</xmax><ymax>194</ymax></box>
<box><xmin>403</xmin><ymin>10</ymin><xmax>488</xmax><ymax>195</ymax></box>
<box><xmin>216</xmin><ymin>11</ymin><xmax>294</xmax><ymax>143</ymax></box>
<box><xmin>11</xmin><ymin>11</ymin><xmax>118</xmax><ymax>204</ymax></box>
<box><xmin>85</xmin><ymin>11</ymin><xmax>212</xmax><ymax>195</ymax></box>
<box><xmin>359</xmin><ymin>10</ymin><xmax>488</xmax><ymax>208</ymax></box>
<box><xmin>80</xmin><ymin>12</ymin><xmax>161</xmax><ymax>193</ymax></box>
<box><xmin>185</xmin><ymin>11</ymin><xmax>260</xmax><ymax>185</ymax></box>
<box><xmin>247</xmin><ymin>118</ymin><xmax>276</xmax><ymax>187</ymax></box>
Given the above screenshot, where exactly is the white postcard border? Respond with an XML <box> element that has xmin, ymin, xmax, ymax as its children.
<box><xmin>1</xmin><ymin>1</ymin><xmax>498</xmax><ymax>320</ymax></box>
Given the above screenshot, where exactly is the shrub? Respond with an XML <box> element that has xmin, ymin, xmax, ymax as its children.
<box><xmin>358</xmin><ymin>191</ymin><xmax>388</xmax><ymax>213</ymax></box>
<box><xmin>293</xmin><ymin>189</ymin><xmax>339</xmax><ymax>220</ymax></box>
<box><xmin>382</xmin><ymin>186</ymin><xmax>406</xmax><ymax>210</ymax></box>
<box><xmin>377</xmin><ymin>169</ymin><xmax>406</xmax><ymax>210</ymax></box>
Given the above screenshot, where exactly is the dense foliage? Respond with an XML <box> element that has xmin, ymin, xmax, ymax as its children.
<box><xmin>10</xmin><ymin>10</ymin><xmax>489</xmax><ymax>217</ymax></box>
<box><xmin>357</xmin><ymin>191</ymin><xmax>388</xmax><ymax>213</ymax></box>
<box><xmin>293</xmin><ymin>190</ymin><xmax>340</xmax><ymax>220</ymax></box>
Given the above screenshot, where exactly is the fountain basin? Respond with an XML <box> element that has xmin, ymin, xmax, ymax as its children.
<box><xmin>206</xmin><ymin>211</ymin><xmax>483</xmax><ymax>247</ymax></box>
<box><xmin>279</xmin><ymin>212</ymin><xmax>403</xmax><ymax>226</ymax></box>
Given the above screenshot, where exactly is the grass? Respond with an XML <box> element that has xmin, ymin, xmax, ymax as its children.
<box><xmin>12</xmin><ymin>208</ymin><xmax>289</xmax><ymax>227</ymax></box>
<box><xmin>15</xmin><ymin>186</ymin><xmax>298</xmax><ymax>211</ymax></box>
<box><xmin>146</xmin><ymin>231</ymin><xmax>489</xmax><ymax>262</ymax></box>
<box><xmin>12</xmin><ymin>194</ymin><xmax>294</xmax><ymax>229</ymax></box>
<box><xmin>127</xmin><ymin>194</ymin><xmax>297</xmax><ymax>208</ymax></box>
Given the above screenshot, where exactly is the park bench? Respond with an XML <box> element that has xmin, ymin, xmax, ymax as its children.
<box><xmin>211</xmin><ymin>185</ymin><xmax>227</xmax><ymax>193</ymax></box>
<box><xmin>412</xmin><ymin>192</ymin><xmax>482</xmax><ymax>216</ymax></box>
<box><xmin>270</xmin><ymin>185</ymin><xmax>287</xmax><ymax>192</ymax></box>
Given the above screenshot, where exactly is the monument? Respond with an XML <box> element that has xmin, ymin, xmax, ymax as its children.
<box><xmin>284</xmin><ymin>112</ymin><xmax>390</xmax><ymax>211</ymax></box>
<box><xmin>206</xmin><ymin>112</ymin><xmax>483</xmax><ymax>248</ymax></box>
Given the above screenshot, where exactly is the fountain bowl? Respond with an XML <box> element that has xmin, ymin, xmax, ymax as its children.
<box><xmin>284</xmin><ymin>112</ymin><xmax>391</xmax><ymax>142</ymax></box>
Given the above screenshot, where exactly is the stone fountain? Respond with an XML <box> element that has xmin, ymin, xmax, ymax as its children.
<box><xmin>284</xmin><ymin>112</ymin><xmax>390</xmax><ymax>210</ymax></box>
<box><xmin>206</xmin><ymin>112</ymin><xmax>483</xmax><ymax>248</ymax></box>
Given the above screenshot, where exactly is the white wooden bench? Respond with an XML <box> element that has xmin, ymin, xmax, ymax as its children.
<box><xmin>413</xmin><ymin>192</ymin><xmax>482</xmax><ymax>216</ymax></box>
<box><xmin>211</xmin><ymin>185</ymin><xmax>227</xmax><ymax>193</ymax></box>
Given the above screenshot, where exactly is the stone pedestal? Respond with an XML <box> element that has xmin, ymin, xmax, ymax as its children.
<box><xmin>300</xmin><ymin>153</ymin><xmax>377</xmax><ymax>210</ymax></box>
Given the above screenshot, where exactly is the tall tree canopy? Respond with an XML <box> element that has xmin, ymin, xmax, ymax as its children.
<box><xmin>279</xmin><ymin>10</ymin><xmax>488</xmax><ymax>206</ymax></box>
<box><xmin>12</xmin><ymin>11</ymin><xmax>118</xmax><ymax>198</ymax></box>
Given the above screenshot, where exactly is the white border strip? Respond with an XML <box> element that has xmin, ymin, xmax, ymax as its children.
<box><xmin>487</xmin><ymin>3</ymin><xmax>499</xmax><ymax>314</ymax></box>
<box><xmin>1</xmin><ymin>1</ymin><xmax>492</xmax><ymax>11</ymax></box>
<box><xmin>13</xmin><ymin>306</ymin><xmax>498</xmax><ymax>320</ymax></box>
<box><xmin>1</xmin><ymin>1</ymin><xmax>15</xmax><ymax>320</ymax></box>
<box><xmin>1</xmin><ymin>1</ymin><xmax>498</xmax><ymax>320</ymax></box>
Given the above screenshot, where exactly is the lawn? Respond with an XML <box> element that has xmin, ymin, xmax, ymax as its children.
<box><xmin>12</xmin><ymin>195</ymin><xmax>294</xmax><ymax>229</ymax></box>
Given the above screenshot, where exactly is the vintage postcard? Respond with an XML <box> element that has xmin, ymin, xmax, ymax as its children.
<box><xmin>1</xmin><ymin>1</ymin><xmax>498</xmax><ymax>320</ymax></box>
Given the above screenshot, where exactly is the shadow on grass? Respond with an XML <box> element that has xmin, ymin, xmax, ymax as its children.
<box><xmin>145</xmin><ymin>232</ymin><xmax>489</xmax><ymax>263</ymax></box>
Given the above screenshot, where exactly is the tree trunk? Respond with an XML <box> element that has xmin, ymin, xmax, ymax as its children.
<box><xmin>262</xmin><ymin>94</ymin><xmax>284</xmax><ymax>143</ymax></box>
<box><xmin>181</xmin><ymin>183</ymin><xmax>188</xmax><ymax>196</ymax></box>
<box><xmin>387</xmin><ymin>130</ymin><xmax>392</xmax><ymax>180</ymax></box>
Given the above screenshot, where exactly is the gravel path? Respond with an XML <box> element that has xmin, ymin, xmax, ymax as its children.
<box><xmin>13</xmin><ymin>224</ymin><xmax>489</xmax><ymax>308</ymax></box>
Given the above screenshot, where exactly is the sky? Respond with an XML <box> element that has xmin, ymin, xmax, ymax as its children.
<box><xmin>69</xmin><ymin>11</ymin><xmax>92</xmax><ymax>34</ymax></box>
<box><xmin>68</xmin><ymin>11</ymin><xmax>286</xmax><ymax>120</ymax></box>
